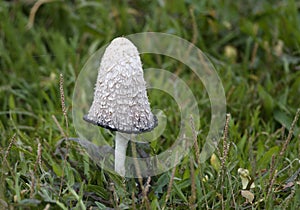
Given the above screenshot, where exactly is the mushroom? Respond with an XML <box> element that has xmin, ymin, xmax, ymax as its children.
<box><xmin>83</xmin><ymin>37</ymin><xmax>157</xmax><ymax>176</ymax></box>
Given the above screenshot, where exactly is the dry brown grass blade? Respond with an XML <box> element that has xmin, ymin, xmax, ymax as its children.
<box><xmin>190</xmin><ymin>115</ymin><xmax>209</xmax><ymax>209</ymax></box>
<box><xmin>52</xmin><ymin>115</ymin><xmax>66</xmax><ymax>137</ymax></box>
<box><xmin>189</xmin><ymin>157</ymin><xmax>196</xmax><ymax>210</ymax></box>
<box><xmin>266</xmin><ymin>155</ymin><xmax>276</xmax><ymax>200</ymax></box>
<box><xmin>266</xmin><ymin>108</ymin><xmax>300</xmax><ymax>202</ymax></box>
<box><xmin>279</xmin><ymin>108</ymin><xmax>300</xmax><ymax>157</ymax></box>
<box><xmin>190</xmin><ymin>116</ymin><xmax>200</xmax><ymax>165</ymax></box>
<box><xmin>162</xmin><ymin>152</ymin><xmax>178</xmax><ymax>210</ymax></box>
<box><xmin>27</xmin><ymin>0</ymin><xmax>60</xmax><ymax>29</ymax></box>
<box><xmin>131</xmin><ymin>141</ymin><xmax>150</xmax><ymax>209</ymax></box>
<box><xmin>131</xmin><ymin>191</ymin><xmax>136</xmax><ymax>210</ymax></box>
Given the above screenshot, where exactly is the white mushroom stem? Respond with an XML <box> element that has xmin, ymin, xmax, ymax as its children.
<box><xmin>115</xmin><ymin>132</ymin><xmax>129</xmax><ymax>176</ymax></box>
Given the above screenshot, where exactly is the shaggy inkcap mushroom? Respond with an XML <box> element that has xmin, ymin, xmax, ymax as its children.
<box><xmin>84</xmin><ymin>37</ymin><xmax>157</xmax><ymax>176</ymax></box>
<box><xmin>84</xmin><ymin>37</ymin><xmax>157</xmax><ymax>133</ymax></box>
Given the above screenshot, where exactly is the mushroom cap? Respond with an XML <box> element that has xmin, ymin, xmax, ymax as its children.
<box><xmin>84</xmin><ymin>37</ymin><xmax>157</xmax><ymax>134</ymax></box>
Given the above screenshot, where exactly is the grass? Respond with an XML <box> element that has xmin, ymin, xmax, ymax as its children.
<box><xmin>1</xmin><ymin>0</ymin><xmax>300</xmax><ymax>209</ymax></box>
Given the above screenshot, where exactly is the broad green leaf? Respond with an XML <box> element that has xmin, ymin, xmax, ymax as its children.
<box><xmin>150</xmin><ymin>197</ymin><xmax>161</xmax><ymax>209</ymax></box>
<box><xmin>274</xmin><ymin>110</ymin><xmax>300</xmax><ymax>136</ymax></box>
<box><xmin>257</xmin><ymin>85</ymin><xmax>274</xmax><ymax>116</ymax></box>
<box><xmin>86</xmin><ymin>185</ymin><xmax>109</xmax><ymax>200</ymax></box>
<box><xmin>18</xmin><ymin>199</ymin><xmax>41</xmax><ymax>206</ymax></box>
<box><xmin>95</xmin><ymin>202</ymin><xmax>108</xmax><ymax>210</ymax></box>
<box><xmin>257</xmin><ymin>146</ymin><xmax>279</xmax><ymax>169</ymax></box>
<box><xmin>51</xmin><ymin>161</ymin><xmax>63</xmax><ymax>177</ymax></box>
<box><xmin>153</xmin><ymin>173</ymin><xmax>169</xmax><ymax>194</ymax></box>
<box><xmin>173</xmin><ymin>182</ymin><xmax>188</xmax><ymax>203</ymax></box>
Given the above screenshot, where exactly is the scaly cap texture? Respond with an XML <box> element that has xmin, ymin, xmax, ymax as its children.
<box><xmin>84</xmin><ymin>37</ymin><xmax>157</xmax><ymax>134</ymax></box>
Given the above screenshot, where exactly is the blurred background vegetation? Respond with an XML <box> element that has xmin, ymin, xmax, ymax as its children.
<box><xmin>0</xmin><ymin>0</ymin><xmax>300</xmax><ymax>209</ymax></box>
